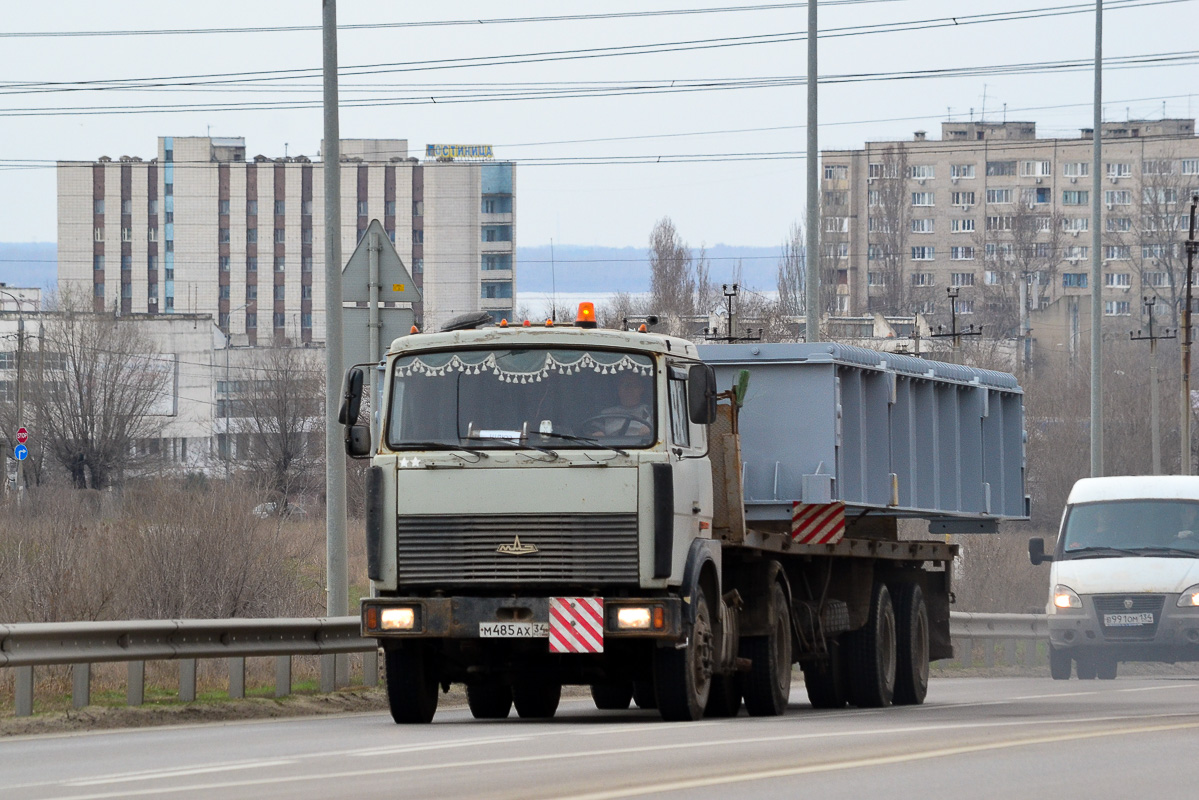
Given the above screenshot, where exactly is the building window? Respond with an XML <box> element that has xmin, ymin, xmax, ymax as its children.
<box><xmin>910</xmin><ymin>192</ymin><xmax>935</xmax><ymax>207</ymax></box>
<box><xmin>1143</xmin><ymin>160</ymin><xmax>1173</xmax><ymax>175</ymax></box>
<box><xmin>301</xmin><ymin>228</ymin><xmax>312</xmax><ymax>244</ymax></box>
<box><xmin>247</xmin><ymin>285</ymin><xmax>257</xmax><ymax>300</ymax></box>
<box><xmin>1145</xmin><ymin>271</ymin><xmax>1168</xmax><ymax>287</ymax></box>
<box><xmin>822</xmin><ymin>242</ymin><xmax>849</xmax><ymax>259</ymax></box>
<box><xmin>823</xmin><ymin>164</ymin><xmax>849</xmax><ymax>180</ymax></box>
<box><xmin>1103</xmin><ymin>246</ymin><xmax>1131</xmax><ymax>261</ymax></box>
<box><xmin>1062</xmin><ymin>217</ymin><xmax>1089</xmax><ymax>232</ymax></box>
<box><xmin>910</xmin><ymin>218</ymin><xmax>933</xmax><ymax>234</ymax></box>
<box><xmin>94</xmin><ymin>282</ymin><xmax>104</xmax><ymax>298</ymax></box>
<box><xmin>148</xmin><ymin>283</ymin><xmax>158</xmax><ymax>299</ymax></box>
<box><xmin>866</xmin><ymin>271</ymin><xmax>887</xmax><ymax>286</ymax></box>
<box><xmin>274</xmin><ymin>256</ymin><xmax>285</xmax><ymax>272</ymax></box>
<box><xmin>824</xmin><ymin>216</ymin><xmax>849</xmax><ymax>233</ymax></box>
<box><xmin>823</xmin><ymin>191</ymin><xmax>848</xmax><ymax>207</ymax></box>
<box><xmin>985</xmin><ymin>188</ymin><xmax>1013</xmax><ymax>204</ymax></box>
<box><xmin>950</xmin><ymin>247</ymin><xmax>975</xmax><ymax>261</ymax></box>
<box><xmin>219</xmin><ymin>312</ymin><xmax>229</xmax><ymax>329</ymax></box>
<box><xmin>357</xmin><ymin>201</ymin><xmax>369</xmax><ymax>216</ymax></box>
<box><xmin>302</xmin><ymin>256</ymin><xmax>312</xmax><ymax>272</ymax></box>
<box><xmin>246</xmin><ymin>257</ymin><xmax>258</xmax><ymax>272</ymax></box>
<box><xmin>1019</xmin><ymin>161</ymin><xmax>1051</xmax><ymax>177</ymax></box>
<box><xmin>219</xmin><ymin>199</ymin><xmax>230</xmax><ymax>215</ymax></box>
<box><xmin>1106</xmin><ymin>162</ymin><xmax>1132</xmax><ymax>178</ymax></box>
<box><xmin>148</xmin><ymin>255</ymin><xmax>158</xmax><ymax>269</ymax></box>
<box><xmin>481</xmin><ymin>281</ymin><xmax>513</xmax><ymax>300</ymax></box>
<box><xmin>219</xmin><ymin>285</ymin><xmax>230</xmax><ymax>300</ymax></box>
<box><xmin>301</xmin><ymin>313</ymin><xmax>312</xmax><ymax>328</ymax></box>
<box><xmin>951</xmin><ymin>191</ymin><xmax>976</xmax><ymax>206</ymax></box>
<box><xmin>413</xmin><ymin>258</ymin><xmax>424</xmax><ymax>274</ymax></box>
<box><xmin>273</xmin><ymin>312</ymin><xmax>286</xmax><ymax>328</ymax></box>
<box><xmin>94</xmin><ymin>199</ymin><xmax>105</xmax><ymax>215</ymax></box>
<box><xmin>93</xmin><ymin>227</ymin><xmax>104</xmax><ymax>242</ymax></box>
<box><xmin>1022</xmin><ymin>187</ymin><xmax>1051</xmax><ymax>205</ymax></box>
<box><xmin>908</xmin><ymin>164</ymin><xmax>935</xmax><ymax>180</ymax></box>
<box><xmin>246</xmin><ymin>228</ymin><xmax>257</xmax><ymax>244</ymax></box>
<box><xmin>165</xmin><ymin>240</ymin><xmax>174</xmax><ymax>252</ymax></box>
<box><xmin>274</xmin><ymin>200</ymin><xmax>285</xmax><ymax>215</ymax></box>
<box><xmin>984</xmin><ymin>271</ymin><xmax>1002</xmax><ymax>285</ymax></box>
<box><xmin>1062</xmin><ymin>191</ymin><xmax>1088</xmax><ymax>206</ymax></box>
<box><xmin>954</xmin><ymin>299</ymin><xmax>975</xmax><ymax>314</ymax></box>
<box><xmin>950</xmin><ymin>164</ymin><xmax>975</xmax><ymax>179</ymax></box>
<box><xmin>274</xmin><ymin>285</ymin><xmax>285</xmax><ymax>301</ymax></box>
<box><xmin>1063</xmin><ymin>162</ymin><xmax>1089</xmax><ymax>177</ymax></box>
<box><xmin>1064</xmin><ymin>245</ymin><xmax>1089</xmax><ymax>261</ymax></box>
<box><xmin>1062</xmin><ymin>273</ymin><xmax>1088</xmax><ymax>288</ymax></box>
<box><xmin>93</xmin><ymin>254</ymin><xmax>105</xmax><ymax>271</ymax></box>
<box><xmin>274</xmin><ymin>228</ymin><xmax>286</xmax><ymax>244</ymax></box>
<box><xmin>1144</xmin><ymin>187</ymin><xmax>1179</xmax><ymax>205</ymax></box>
<box><xmin>1104</xmin><ymin>300</ymin><xmax>1131</xmax><ymax>316</ymax></box>
<box><xmin>120</xmin><ymin>254</ymin><xmax>132</xmax><ymax>270</ymax></box>
<box><xmin>246</xmin><ymin>313</ymin><xmax>257</xmax><ymax>329</ymax></box>
<box><xmin>219</xmin><ymin>228</ymin><xmax>231</xmax><ymax>243</ymax></box>
<box><xmin>1103</xmin><ymin>272</ymin><xmax>1131</xmax><ymax>287</ymax></box>
<box><xmin>247</xmin><ymin>200</ymin><xmax>258</xmax><ymax>215</ymax></box>
<box><xmin>1143</xmin><ymin>244</ymin><xmax>1174</xmax><ymax>259</ymax></box>
<box><xmin>911</xmin><ymin>272</ymin><xmax>934</xmax><ymax>286</ymax></box>
<box><xmin>911</xmin><ymin>246</ymin><xmax>935</xmax><ymax>261</ymax></box>
<box><xmin>483</xmin><ymin>254</ymin><xmax>512</xmax><ymax>271</ymax></box>
<box><xmin>951</xmin><ymin>271</ymin><xmax>975</xmax><ymax>286</ymax></box>
<box><xmin>147</xmin><ymin>228</ymin><xmax>157</xmax><ymax>242</ymax></box>
<box><xmin>219</xmin><ymin>256</ymin><xmax>230</xmax><ymax>272</ymax></box>
<box><xmin>165</xmin><ymin>296</ymin><xmax>174</xmax><ymax>310</ymax></box>
<box><xmin>482</xmin><ymin>225</ymin><xmax>512</xmax><ymax>242</ymax></box>
<box><xmin>413</xmin><ymin>229</ymin><xmax>424</xmax><ymax>244</ymax></box>
<box><xmin>301</xmin><ymin>285</ymin><xmax>312</xmax><ymax>300</ymax></box>
<box><xmin>148</xmin><ymin>199</ymin><xmax>158</xmax><ymax>215</ymax></box>
<box><xmin>867</xmin><ymin>190</ymin><xmax>881</xmax><ymax>206</ymax></box>
<box><xmin>986</xmin><ymin>161</ymin><xmax>1017</xmax><ymax>176</ymax></box>
<box><xmin>986</xmin><ymin>216</ymin><xmax>1014</xmax><ymax>231</ymax></box>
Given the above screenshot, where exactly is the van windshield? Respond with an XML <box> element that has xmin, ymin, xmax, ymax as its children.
<box><xmin>1060</xmin><ymin>499</ymin><xmax>1199</xmax><ymax>558</ymax></box>
<box><xmin>386</xmin><ymin>348</ymin><xmax>657</xmax><ymax>450</ymax></box>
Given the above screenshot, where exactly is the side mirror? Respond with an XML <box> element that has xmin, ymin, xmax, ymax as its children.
<box><xmin>1029</xmin><ymin>537</ymin><xmax>1052</xmax><ymax>565</ymax></box>
<box><xmin>338</xmin><ymin>368</ymin><xmax>364</xmax><ymax>425</ymax></box>
<box><xmin>687</xmin><ymin>364</ymin><xmax>718</xmax><ymax>425</ymax></box>
<box><xmin>345</xmin><ymin>424</ymin><xmax>372</xmax><ymax>458</ymax></box>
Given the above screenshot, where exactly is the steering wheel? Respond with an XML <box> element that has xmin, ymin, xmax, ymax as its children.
<box><xmin>582</xmin><ymin>412</ymin><xmax>645</xmax><ymax>437</ymax></box>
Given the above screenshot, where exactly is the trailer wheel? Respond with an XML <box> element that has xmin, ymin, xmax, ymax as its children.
<box><xmin>1049</xmin><ymin>646</ymin><xmax>1072</xmax><ymax>680</ymax></box>
<box><xmin>704</xmin><ymin>674</ymin><xmax>742</xmax><ymax>718</ymax></box>
<box><xmin>892</xmin><ymin>583</ymin><xmax>930</xmax><ymax>706</ymax></box>
<box><xmin>653</xmin><ymin>591</ymin><xmax>714</xmax><ymax>721</ymax></box>
<box><xmin>632</xmin><ymin>680</ymin><xmax>657</xmax><ymax>709</ymax></box>
<box><xmin>466</xmin><ymin>681</ymin><xmax>513</xmax><ymax>719</ymax></box>
<box><xmin>844</xmin><ymin>581</ymin><xmax>897</xmax><ymax>707</ymax></box>
<box><xmin>739</xmin><ymin>581</ymin><xmax>792</xmax><ymax>717</ymax></box>
<box><xmin>513</xmin><ymin>679</ymin><xmax>561</xmax><ymax>719</ymax></box>
<box><xmin>802</xmin><ymin>641</ymin><xmax>847</xmax><ymax>709</ymax></box>
<box><xmin>384</xmin><ymin>644</ymin><xmax>439</xmax><ymax>724</ymax></box>
<box><xmin>590</xmin><ymin>682</ymin><xmax>633</xmax><ymax>710</ymax></box>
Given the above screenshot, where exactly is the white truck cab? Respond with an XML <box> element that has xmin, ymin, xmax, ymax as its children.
<box><xmin>1029</xmin><ymin>476</ymin><xmax>1199</xmax><ymax>679</ymax></box>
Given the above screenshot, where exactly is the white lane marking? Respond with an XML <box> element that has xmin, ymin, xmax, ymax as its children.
<box><xmin>552</xmin><ymin>719</ymin><xmax>1199</xmax><ymax>800</ymax></box>
<box><xmin>567</xmin><ymin>721</ymin><xmax>722</xmax><ymax>736</ymax></box>
<box><xmin>1116</xmin><ymin>684</ymin><xmax>1196</xmax><ymax>693</ymax></box>
<box><xmin>66</xmin><ymin>761</ymin><xmax>297</xmax><ymax>787</ymax></box>
<box><xmin>1011</xmin><ymin>691</ymin><xmax>1102</xmax><ymax>700</ymax></box>
<box><xmin>351</xmin><ymin>735</ymin><xmax>533</xmax><ymax>756</ymax></box>
<box><xmin>39</xmin><ymin>712</ymin><xmax>1199</xmax><ymax>800</ymax></box>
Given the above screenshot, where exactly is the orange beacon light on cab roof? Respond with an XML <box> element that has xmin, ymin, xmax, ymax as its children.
<box><xmin>576</xmin><ymin>302</ymin><xmax>597</xmax><ymax>329</ymax></box>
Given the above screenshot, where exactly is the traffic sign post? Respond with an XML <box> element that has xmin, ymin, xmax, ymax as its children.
<box><xmin>16</xmin><ymin>427</ymin><xmax>28</xmax><ymax>444</ymax></box>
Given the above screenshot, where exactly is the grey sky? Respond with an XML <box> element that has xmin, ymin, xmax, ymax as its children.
<box><xmin>2</xmin><ymin>0</ymin><xmax>1196</xmax><ymax>248</ymax></box>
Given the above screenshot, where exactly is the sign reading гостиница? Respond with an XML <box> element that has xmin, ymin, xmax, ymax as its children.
<box><xmin>426</xmin><ymin>144</ymin><xmax>494</xmax><ymax>159</ymax></box>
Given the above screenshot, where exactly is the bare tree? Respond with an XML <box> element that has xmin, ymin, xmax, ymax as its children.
<box><xmin>233</xmin><ymin>345</ymin><xmax>324</xmax><ymax>507</ymax></box>
<box><xmin>1135</xmin><ymin>153</ymin><xmax>1192</xmax><ymax>327</ymax></box>
<box><xmin>32</xmin><ymin>302</ymin><xmax>170</xmax><ymax>489</ymax></box>
<box><xmin>648</xmin><ymin>217</ymin><xmax>696</xmax><ymax>321</ymax></box>
<box><xmin>866</xmin><ymin>145</ymin><xmax>912</xmax><ymax>315</ymax></box>
<box><xmin>776</xmin><ymin>221</ymin><xmax>805</xmax><ymax>318</ymax></box>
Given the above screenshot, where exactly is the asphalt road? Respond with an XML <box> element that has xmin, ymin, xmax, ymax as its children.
<box><xmin>5</xmin><ymin>676</ymin><xmax>1199</xmax><ymax>800</ymax></box>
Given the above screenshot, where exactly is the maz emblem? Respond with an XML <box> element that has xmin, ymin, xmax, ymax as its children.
<box><xmin>496</xmin><ymin>535</ymin><xmax>538</xmax><ymax>556</ymax></box>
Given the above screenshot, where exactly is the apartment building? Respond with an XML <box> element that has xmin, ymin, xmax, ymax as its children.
<box><xmin>58</xmin><ymin>137</ymin><xmax>516</xmax><ymax>340</ymax></box>
<box><xmin>821</xmin><ymin>119</ymin><xmax>1199</xmax><ymax>330</ymax></box>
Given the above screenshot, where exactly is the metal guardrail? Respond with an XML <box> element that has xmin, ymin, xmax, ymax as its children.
<box><xmin>0</xmin><ymin>612</ymin><xmax>1048</xmax><ymax>718</ymax></box>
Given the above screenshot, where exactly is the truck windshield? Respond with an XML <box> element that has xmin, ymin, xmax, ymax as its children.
<box><xmin>1060</xmin><ymin>499</ymin><xmax>1199</xmax><ymax>558</ymax></box>
<box><xmin>386</xmin><ymin>348</ymin><xmax>656</xmax><ymax>451</ymax></box>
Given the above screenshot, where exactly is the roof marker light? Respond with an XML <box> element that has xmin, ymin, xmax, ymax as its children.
<box><xmin>576</xmin><ymin>302</ymin><xmax>597</xmax><ymax>329</ymax></box>
<box><xmin>522</xmin><ymin>319</ymin><xmax>532</xmax><ymax>327</ymax></box>
<box><xmin>500</xmin><ymin>319</ymin><xmax>509</xmax><ymax>328</ymax></box>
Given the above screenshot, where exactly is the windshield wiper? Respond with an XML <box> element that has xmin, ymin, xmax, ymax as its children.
<box><xmin>393</xmin><ymin>440</ymin><xmax>490</xmax><ymax>459</ymax></box>
<box><xmin>1131</xmin><ymin>546</ymin><xmax>1199</xmax><ymax>558</ymax></box>
<box><xmin>464</xmin><ymin>435</ymin><xmax>559</xmax><ymax>461</ymax></box>
<box><xmin>1064</xmin><ymin>546</ymin><xmax>1141</xmax><ymax>558</ymax></box>
<box><xmin>534</xmin><ymin>431</ymin><xmax>629</xmax><ymax>457</ymax></box>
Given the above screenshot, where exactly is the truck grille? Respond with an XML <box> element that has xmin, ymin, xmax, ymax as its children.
<box><xmin>396</xmin><ymin>513</ymin><xmax>640</xmax><ymax>586</ymax></box>
<box><xmin>1094</xmin><ymin>594</ymin><xmax>1165</xmax><ymax>641</ymax></box>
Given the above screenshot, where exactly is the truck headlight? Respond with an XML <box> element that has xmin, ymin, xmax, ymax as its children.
<box><xmin>1053</xmin><ymin>585</ymin><xmax>1083</xmax><ymax>609</ymax></box>
<box><xmin>1177</xmin><ymin>585</ymin><xmax>1199</xmax><ymax>607</ymax></box>
<box><xmin>616</xmin><ymin>607</ymin><xmax>652</xmax><ymax>630</ymax></box>
<box><xmin>380</xmin><ymin>607</ymin><xmax>417</xmax><ymax>630</ymax></box>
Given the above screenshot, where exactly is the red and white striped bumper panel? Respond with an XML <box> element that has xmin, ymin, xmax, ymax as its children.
<box><xmin>791</xmin><ymin>502</ymin><xmax>846</xmax><ymax>544</ymax></box>
<box><xmin>549</xmin><ymin>597</ymin><xmax>604</xmax><ymax>653</ymax></box>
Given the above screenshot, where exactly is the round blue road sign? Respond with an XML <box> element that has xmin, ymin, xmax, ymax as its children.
<box><xmin>14</xmin><ymin>444</ymin><xmax>27</xmax><ymax>461</ymax></box>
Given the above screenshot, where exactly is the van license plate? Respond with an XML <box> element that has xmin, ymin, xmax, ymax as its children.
<box><xmin>1103</xmin><ymin>613</ymin><xmax>1154</xmax><ymax>627</ymax></box>
<box><xmin>479</xmin><ymin>622</ymin><xmax>550</xmax><ymax>638</ymax></box>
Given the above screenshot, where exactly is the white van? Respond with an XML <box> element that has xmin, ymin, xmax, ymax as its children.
<box><xmin>1029</xmin><ymin>476</ymin><xmax>1199</xmax><ymax>680</ymax></box>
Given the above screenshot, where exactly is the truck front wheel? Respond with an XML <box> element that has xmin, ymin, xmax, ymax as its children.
<box><xmin>384</xmin><ymin>643</ymin><xmax>439</xmax><ymax>724</ymax></box>
<box><xmin>1049</xmin><ymin>646</ymin><xmax>1072</xmax><ymax>680</ymax></box>
<box><xmin>653</xmin><ymin>591</ymin><xmax>714</xmax><ymax>721</ymax></box>
<box><xmin>844</xmin><ymin>581</ymin><xmax>897</xmax><ymax>707</ymax></box>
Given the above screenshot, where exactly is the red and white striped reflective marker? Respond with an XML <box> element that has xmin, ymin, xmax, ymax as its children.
<box><xmin>549</xmin><ymin>597</ymin><xmax>604</xmax><ymax>653</ymax></box>
<box><xmin>791</xmin><ymin>502</ymin><xmax>846</xmax><ymax>544</ymax></box>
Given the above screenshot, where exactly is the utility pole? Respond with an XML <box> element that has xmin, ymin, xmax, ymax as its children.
<box><xmin>322</xmin><ymin>0</ymin><xmax>349</xmax><ymax>689</ymax></box>
<box><xmin>930</xmin><ymin>286</ymin><xmax>981</xmax><ymax>362</ymax></box>
<box><xmin>804</xmin><ymin>0</ymin><xmax>820</xmax><ymax>343</ymax></box>
<box><xmin>1182</xmin><ymin>195</ymin><xmax>1198</xmax><ymax>475</ymax></box>
<box><xmin>1090</xmin><ymin>0</ymin><xmax>1104</xmax><ymax>477</ymax></box>
<box><xmin>1130</xmin><ymin>296</ymin><xmax>1174</xmax><ymax>475</ymax></box>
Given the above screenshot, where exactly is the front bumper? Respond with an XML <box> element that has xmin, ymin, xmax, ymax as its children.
<box><xmin>361</xmin><ymin>595</ymin><xmax>684</xmax><ymax>642</ymax></box>
<box><xmin>1049</xmin><ymin>593</ymin><xmax>1199</xmax><ymax>662</ymax></box>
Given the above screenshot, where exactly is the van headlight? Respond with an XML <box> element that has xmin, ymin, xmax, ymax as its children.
<box><xmin>1053</xmin><ymin>584</ymin><xmax>1083</xmax><ymax>609</ymax></box>
<box><xmin>1177</xmin><ymin>585</ymin><xmax>1199</xmax><ymax>607</ymax></box>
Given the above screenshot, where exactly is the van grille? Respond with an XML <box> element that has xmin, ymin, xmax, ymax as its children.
<box><xmin>1094</xmin><ymin>594</ymin><xmax>1164</xmax><ymax>641</ymax></box>
<box><xmin>396</xmin><ymin>513</ymin><xmax>639</xmax><ymax>586</ymax></box>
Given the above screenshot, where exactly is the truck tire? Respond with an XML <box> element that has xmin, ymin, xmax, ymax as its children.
<box><xmin>513</xmin><ymin>679</ymin><xmax>561</xmax><ymax>719</ymax></box>
<box><xmin>384</xmin><ymin>644</ymin><xmax>439</xmax><ymax>724</ymax></box>
<box><xmin>632</xmin><ymin>680</ymin><xmax>657</xmax><ymax>709</ymax></box>
<box><xmin>802</xmin><ymin>642</ymin><xmax>848</xmax><ymax>709</ymax></box>
<box><xmin>1049</xmin><ymin>646</ymin><xmax>1072</xmax><ymax>680</ymax></box>
<box><xmin>590</xmin><ymin>682</ymin><xmax>633</xmax><ymax>710</ymax></box>
<box><xmin>844</xmin><ymin>581</ymin><xmax>897</xmax><ymax>708</ymax></box>
<box><xmin>1096</xmin><ymin>656</ymin><xmax>1118</xmax><ymax>680</ymax></box>
<box><xmin>653</xmin><ymin>591</ymin><xmax>714</xmax><ymax>722</ymax></box>
<box><xmin>1075</xmin><ymin>657</ymin><xmax>1098</xmax><ymax>680</ymax></box>
<box><xmin>739</xmin><ymin>581</ymin><xmax>792</xmax><ymax>717</ymax></box>
<box><xmin>892</xmin><ymin>583</ymin><xmax>930</xmax><ymax>706</ymax></box>
<box><xmin>704</xmin><ymin>674</ymin><xmax>742</xmax><ymax>718</ymax></box>
<box><xmin>467</xmin><ymin>681</ymin><xmax>513</xmax><ymax>719</ymax></box>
